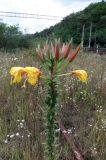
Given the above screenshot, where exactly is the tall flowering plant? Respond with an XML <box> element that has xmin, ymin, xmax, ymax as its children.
<box><xmin>10</xmin><ymin>41</ymin><xmax>87</xmax><ymax>160</ymax></box>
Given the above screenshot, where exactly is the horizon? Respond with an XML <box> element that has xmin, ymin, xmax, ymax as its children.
<box><xmin>0</xmin><ymin>0</ymin><xmax>102</xmax><ymax>33</ymax></box>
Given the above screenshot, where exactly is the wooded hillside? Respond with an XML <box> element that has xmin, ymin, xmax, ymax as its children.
<box><xmin>34</xmin><ymin>1</ymin><xmax>106</xmax><ymax>47</ymax></box>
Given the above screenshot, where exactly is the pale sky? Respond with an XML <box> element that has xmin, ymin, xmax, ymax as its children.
<box><xmin>0</xmin><ymin>0</ymin><xmax>102</xmax><ymax>33</ymax></box>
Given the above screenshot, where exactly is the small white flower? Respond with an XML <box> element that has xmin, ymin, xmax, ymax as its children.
<box><xmin>14</xmin><ymin>57</ymin><xmax>18</xmax><ymax>61</ymax></box>
<box><xmin>10</xmin><ymin>134</ymin><xmax>15</xmax><ymax>139</ymax></box>
<box><xmin>4</xmin><ymin>139</ymin><xmax>8</xmax><ymax>144</ymax></box>
<box><xmin>55</xmin><ymin>128</ymin><xmax>61</xmax><ymax>132</ymax></box>
<box><xmin>62</xmin><ymin>130</ymin><xmax>67</xmax><ymax>133</ymax></box>
<box><xmin>20</xmin><ymin>123</ymin><xmax>24</xmax><ymax>128</ymax></box>
<box><xmin>21</xmin><ymin>119</ymin><xmax>25</xmax><ymax>123</ymax></box>
<box><xmin>89</xmin><ymin>124</ymin><xmax>92</xmax><ymax>127</ymax></box>
<box><xmin>68</xmin><ymin>131</ymin><xmax>72</xmax><ymax>134</ymax></box>
<box><xmin>16</xmin><ymin>133</ymin><xmax>20</xmax><ymax>136</ymax></box>
<box><xmin>28</xmin><ymin>134</ymin><xmax>30</xmax><ymax>138</ymax></box>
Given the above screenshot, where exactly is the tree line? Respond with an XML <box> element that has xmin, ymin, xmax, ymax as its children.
<box><xmin>0</xmin><ymin>1</ymin><xmax>105</xmax><ymax>51</ymax></box>
<box><xmin>0</xmin><ymin>23</ymin><xmax>33</xmax><ymax>51</ymax></box>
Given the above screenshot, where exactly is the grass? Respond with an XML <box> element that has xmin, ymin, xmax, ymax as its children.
<box><xmin>0</xmin><ymin>50</ymin><xmax>106</xmax><ymax>160</ymax></box>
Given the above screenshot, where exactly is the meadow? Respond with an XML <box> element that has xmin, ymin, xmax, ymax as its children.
<box><xmin>0</xmin><ymin>49</ymin><xmax>106</xmax><ymax>160</ymax></box>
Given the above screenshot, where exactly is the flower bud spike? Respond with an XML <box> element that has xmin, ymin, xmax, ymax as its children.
<box><xmin>63</xmin><ymin>42</ymin><xmax>71</xmax><ymax>59</ymax></box>
<box><xmin>55</xmin><ymin>44</ymin><xmax>60</xmax><ymax>61</ymax></box>
<box><xmin>69</xmin><ymin>44</ymin><xmax>81</xmax><ymax>62</ymax></box>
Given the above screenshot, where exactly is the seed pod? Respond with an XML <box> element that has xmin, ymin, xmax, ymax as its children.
<box><xmin>69</xmin><ymin>44</ymin><xmax>81</xmax><ymax>62</ymax></box>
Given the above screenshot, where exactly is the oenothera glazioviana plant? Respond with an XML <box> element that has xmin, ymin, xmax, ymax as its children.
<box><xmin>10</xmin><ymin>41</ymin><xmax>88</xmax><ymax>160</ymax></box>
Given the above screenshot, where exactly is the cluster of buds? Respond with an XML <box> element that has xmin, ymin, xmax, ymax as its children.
<box><xmin>9</xmin><ymin>41</ymin><xmax>87</xmax><ymax>86</ymax></box>
<box><xmin>36</xmin><ymin>41</ymin><xmax>81</xmax><ymax>63</ymax></box>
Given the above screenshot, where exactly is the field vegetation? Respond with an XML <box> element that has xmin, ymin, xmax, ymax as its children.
<box><xmin>0</xmin><ymin>48</ymin><xmax>106</xmax><ymax>160</ymax></box>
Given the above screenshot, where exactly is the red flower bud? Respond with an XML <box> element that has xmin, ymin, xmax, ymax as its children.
<box><xmin>63</xmin><ymin>43</ymin><xmax>71</xmax><ymax>59</ymax></box>
<box><xmin>55</xmin><ymin>44</ymin><xmax>60</xmax><ymax>61</ymax></box>
<box><xmin>69</xmin><ymin>44</ymin><xmax>81</xmax><ymax>62</ymax></box>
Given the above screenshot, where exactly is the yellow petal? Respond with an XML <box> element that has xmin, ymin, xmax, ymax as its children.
<box><xmin>10</xmin><ymin>66</ymin><xmax>42</xmax><ymax>86</ymax></box>
<box><xmin>10</xmin><ymin>67</ymin><xmax>24</xmax><ymax>76</ymax></box>
<box><xmin>27</xmin><ymin>76</ymin><xmax>38</xmax><ymax>85</ymax></box>
<box><xmin>71</xmin><ymin>70</ymin><xmax>87</xmax><ymax>82</ymax></box>
<box><xmin>10</xmin><ymin>67</ymin><xmax>24</xmax><ymax>84</ymax></box>
<box><xmin>12</xmin><ymin>72</ymin><xmax>22</xmax><ymax>83</ymax></box>
<box><xmin>24</xmin><ymin>67</ymin><xmax>42</xmax><ymax>85</ymax></box>
<box><xmin>24</xmin><ymin>67</ymin><xmax>41</xmax><ymax>75</ymax></box>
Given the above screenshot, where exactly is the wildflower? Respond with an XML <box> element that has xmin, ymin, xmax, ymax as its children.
<box><xmin>10</xmin><ymin>67</ymin><xmax>42</xmax><ymax>87</ymax></box>
<box><xmin>71</xmin><ymin>70</ymin><xmax>87</xmax><ymax>82</ymax></box>
<box><xmin>59</xmin><ymin>70</ymin><xmax>87</xmax><ymax>83</ymax></box>
<box><xmin>4</xmin><ymin>139</ymin><xmax>8</xmax><ymax>144</ymax></box>
<box><xmin>19</xmin><ymin>122</ymin><xmax>24</xmax><ymax>128</ymax></box>
<box><xmin>28</xmin><ymin>134</ymin><xmax>31</xmax><ymax>138</ymax></box>
<box><xmin>7</xmin><ymin>135</ymin><xmax>10</xmax><ymax>138</ymax></box>
<box><xmin>21</xmin><ymin>119</ymin><xmax>25</xmax><ymax>123</ymax></box>
<box><xmin>17</xmin><ymin>119</ymin><xmax>20</xmax><ymax>122</ymax></box>
<box><xmin>16</xmin><ymin>133</ymin><xmax>20</xmax><ymax>136</ymax></box>
<box><xmin>10</xmin><ymin>134</ymin><xmax>15</xmax><ymax>139</ymax></box>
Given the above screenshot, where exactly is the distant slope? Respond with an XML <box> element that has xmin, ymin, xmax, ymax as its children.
<box><xmin>34</xmin><ymin>1</ymin><xmax>106</xmax><ymax>47</ymax></box>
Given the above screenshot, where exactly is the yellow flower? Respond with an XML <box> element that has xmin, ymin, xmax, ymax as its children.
<box><xmin>71</xmin><ymin>70</ymin><xmax>87</xmax><ymax>82</ymax></box>
<box><xmin>10</xmin><ymin>66</ymin><xmax>42</xmax><ymax>87</ymax></box>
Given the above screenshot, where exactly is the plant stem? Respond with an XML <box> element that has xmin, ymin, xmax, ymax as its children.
<box><xmin>45</xmin><ymin>60</ymin><xmax>57</xmax><ymax>160</ymax></box>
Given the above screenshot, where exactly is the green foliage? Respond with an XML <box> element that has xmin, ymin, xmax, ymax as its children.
<box><xmin>0</xmin><ymin>23</ymin><xmax>32</xmax><ymax>51</ymax></box>
<box><xmin>0</xmin><ymin>23</ymin><xmax>7</xmax><ymax>48</ymax></box>
<box><xmin>0</xmin><ymin>51</ymin><xmax>106</xmax><ymax>160</ymax></box>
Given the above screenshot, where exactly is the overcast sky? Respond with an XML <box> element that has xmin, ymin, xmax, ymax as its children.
<box><xmin>0</xmin><ymin>0</ymin><xmax>102</xmax><ymax>33</ymax></box>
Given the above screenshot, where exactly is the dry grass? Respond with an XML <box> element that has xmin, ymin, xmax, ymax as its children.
<box><xmin>0</xmin><ymin>51</ymin><xmax>106</xmax><ymax>160</ymax></box>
